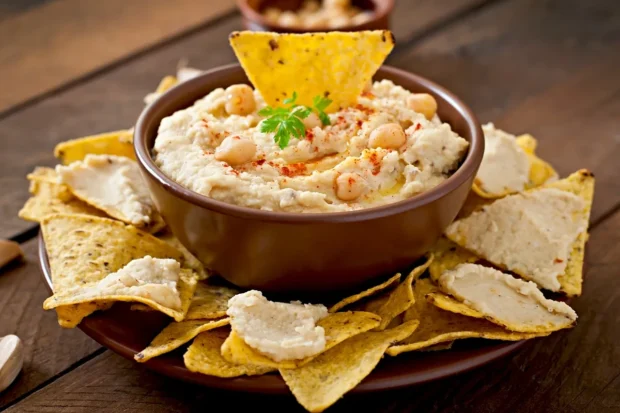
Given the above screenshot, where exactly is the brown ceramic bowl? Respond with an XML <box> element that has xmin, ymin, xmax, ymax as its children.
<box><xmin>237</xmin><ymin>0</ymin><xmax>393</xmax><ymax>33</ymax></box>
<box><xmin>134</xmin><ymin>63</ymin><xmax>484</xmax><ymax>293</ymax></box>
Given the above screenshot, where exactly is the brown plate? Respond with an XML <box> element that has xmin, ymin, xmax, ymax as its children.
<box><xmin>37</xmin><ymin>233</ymin><xmax>527</xmax><ymax>393</ymax></box>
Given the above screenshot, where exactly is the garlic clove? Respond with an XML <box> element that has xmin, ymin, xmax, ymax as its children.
<box><xmin>0</xmin><ymin>335</ymin><xmax>24</xmax><ymax>392</ymax></box>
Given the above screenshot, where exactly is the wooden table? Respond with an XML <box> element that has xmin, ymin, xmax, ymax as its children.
<box><xmin>1</xmin><ymin>0</ymin><xmax>619</xmax><ymax>411</ymax></box>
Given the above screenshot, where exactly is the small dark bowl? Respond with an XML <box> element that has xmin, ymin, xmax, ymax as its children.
<box><xmin>134</xmin><ymin>64</ymin><xmax>483</xmax><ymax>293</ymax></box>
<box><xmin>237</xmin><ymin>0</ymin><xmax>394</xmax><ymax>33</ymax></box>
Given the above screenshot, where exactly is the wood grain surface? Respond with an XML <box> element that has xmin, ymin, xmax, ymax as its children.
<box><xmin>0</xmin><ymin>239</ymin><xmax>101</xmax><ymax>408</ymax></box>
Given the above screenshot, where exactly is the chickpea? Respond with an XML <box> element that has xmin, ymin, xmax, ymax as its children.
<box><xmin>324</xmin><ymin>0</ymin><xmax>350</xmax><ymax>9</ymax></box>
<box><xmin>303</xmin><ymin>112</ymin><xmax>322</xmax><ymax>129</ymax></box>
<box><xmin>215</xmin><ymin>136</ymin><xmax>256</xmax><ymax>165</ymax></box>
<box><xmin>406</xmin><ymin>93</ymin><xmax>437</xmax><ymax>120</ymax></box>
<box><xmin>368</xmin><ymin>123</ymin><xmax>406</xmax><ymax>149</ymax></box>
<box><xmin>225</xmin><ymin>84</ymin><xmax>256</xmax><ymax>116</ymax></box>
<box><xmin>336</xmin><ymin>172</ymin><xmax>367</xmax><ymax>201</ymax></box>
<box><xmin>278</xmin><ymin>11</ymin><xmax>301</xmax><ymax>27</ymax></box>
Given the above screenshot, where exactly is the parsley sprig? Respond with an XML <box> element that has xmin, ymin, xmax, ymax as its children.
<box><xmin>259</xmin><ymin>92</ymin><xmax>332</xmax><ymax>149</ymax></box>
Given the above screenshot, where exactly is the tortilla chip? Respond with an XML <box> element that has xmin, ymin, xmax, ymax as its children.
<box><xmin>229</xmin><ymin>31</ymin><xmax>394</xmax><ymax>110</ymax></box>
<box><xmin>135</xmin><ymin>318</ymin><xmax>229</xmax><ymax>362</ymax></box>
<box><xmin>54</xmin><ymin>129</ymin><xmax>135</xmax><ymax>165</ymax></box>
<box><xmin>328</xmin><ymin>273</ymin><xmax>401</xmax><ymax>313</ymax></box>
<box><xmin>516</xmin><ymin>134</ymin><xmax>559</xmax><ymax>188</ymax></box>
<box><xmin>184</xmin><ymin>329</ymin><xmax>274</xmax><ymax>378</ymax></box>
<box><xmin>155</xmin><ymin>75</ymin><xmax>178</xmax><ymax>94</ymax></box>
<box><xmin>280</xmin><ymin>320</ymin><xmax>419</xmax><ymax>413</ymax></box>
<box><xmin>420</xmin><ymin>341</ymin><xmax>454</xmax><ymax>352</ymax></box>
<box><xmin>158</xmin><ymin>231</ymin><xmax>210</xmax><ymax>280</ymax></box>
<box><xmin>222</xmin><ymin>311</ymin><xmax>381</xmax><ymax>369</ymax></box>
<box><xmin>40</xmin><ymin>214</ymin><xmax>185</xmax><ymax>326</ymax></box>
<box><xmin>426</xmin><ymin>292</ymin><xmax>484</xmax><ymax>319</ymax></box>
<box><xmin>354</xmin><ymin>255</ymin><xmax>433</xmax><ymax>330</ymax></box>
<box><xmin>428</xmin><ymin>237</ymin><xmax>479</xmax><ymax>282</ymax></box>
<box><xmin>55</xmin><ymin>302</ymin><xmax>114</xmax><ymax>328</ymax></box>
<box><xmin>386</xmin><ymin>279</ymin><xmax>547</xmax><ymax>356</ymax></box>
<box><xmin>186</xmin><ymin>281</ymin><xmax>239</xmax><ymax>320</ymax></box>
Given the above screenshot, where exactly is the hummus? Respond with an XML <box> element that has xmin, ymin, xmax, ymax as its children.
<box><xmin>64</xmin><ymin>256</ymin><xmax>183</xmax><ymax>310</ymax></box>
<box><xmin>476</xmin><ymin>123</ymin><xmax>530</xmax><ymax>195</ymax></box>
<box><xmin>154</xmin><ymin>80</ymin><xmax>469</xmax><ymax>213</ymax></box>
<box><xmin>57</xmin><ymin>155</ymin><xmax>157</xmax><ymax>226</ymax></box>
<box><xmin>227</xmin><ymin>290</ymin><xmax>328</xmax><ymax>361</ymax></box>
<box><xmin>439</xmin><ymin>263</ymin><xmax>577</xmax><ymax>332</ymax></box>
<box><xmin>263</xmin><ymin>0</ymin><xmax>374</xmax><ymax>30</ymax></box>
<box><xmin>445</xmin><ymin>187</ymin><xmax>587</xmax><ymax>291</ymax></box>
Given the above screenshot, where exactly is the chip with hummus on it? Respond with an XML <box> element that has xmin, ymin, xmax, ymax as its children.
<box><xmin>135</xmin><ymin>318</ymin><xmax>230</xmax><ymax>362</ymax></box>
<box><xmin>386</xmin><ymin>278</ymin><xmax>548</xmax><ymax>356</ymax></box>
<box><xmin>184</xmin><ymin>329</ymin><xmax>275</xmax><ymax>378</ymax></box>
<box><xmin>428</xmin><ymin>237</ymin><xmax>479</xmax><ymax>282</ymax></box>
<box><xmin>56</xmin><ymin>154</ymin><xmax>165</xmax><ymax>232</ymax></box>
<box><xmin>43</xmin><ymin>256</ymin><xmax>198</xmax><ymax>322</ymax></box>
<box><xmin>446</xmin><ymin>170</ymin><xmax>594</xmax><ymax>294</ymax></box>
<box><xmin>280</xmin><ymin>320</ymin><xmax>419</xmax><ymax>413</ymax></box>
<box><xmin>54</xmin><ymin>129</ymin><xmax>135</xmax><ymax>165</ymax></box>
<box><xmin>40</xmin><ymin>214</ymin><xmax>185</xmax><ymax>327</ymax></box>
<box><xmin>157</xmin><ymin>232</ymin><xmax>210</xmax><ymax>280</ymax></box>
<box><xmin>436</xmin><ymin>263</ymin><xmax>577</xmax><ymax>333</ymax></box>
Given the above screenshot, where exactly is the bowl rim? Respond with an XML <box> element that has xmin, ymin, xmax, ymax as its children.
<box><xmin>134</xmin><ymin>63</ymin><xmax>484</xmax><ymax>224</ymax></box>
<box><xmin>236</xmin><ymin>0</ymin><xmax>395</xmax><ymax>33</ymax></box>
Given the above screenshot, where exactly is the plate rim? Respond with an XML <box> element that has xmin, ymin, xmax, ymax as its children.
<box><xmin>37</xmin><ymin>232</ymin><xmax>526</xmax><ymax>393</ymax></box>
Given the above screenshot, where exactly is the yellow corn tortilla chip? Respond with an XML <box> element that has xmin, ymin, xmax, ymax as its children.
<box><xmin>27</xmin><ymin>166</ymin><xmax>60</xmax><ymax>184</ymax></box>
<box><xmin>386</xmin><ymin>279</ymin><xmax>548</xmax><ymax>356</ymax></box>
<box><xmin>354</xmin><ymin>255</ymin><xmax>433</xmax><ymax>330</ymax></box>
<box><xmin>155</xmin><ymin>75</ymin><xmax>178</xmax><ymax>94</ymax></box>
<box><xmin>135</xmin><ymin>318</ymin><xmax>229</xmax><ymax>362</ymax></box>
<box><xmin>55</xmin><ymin>302</ymin><xmax>114</xmax><ymax>329</ymax></box>
<box><xmin>184</xmin><ymin>329</ymin><xmax>274</xmax><ymax>378</ymax></box>
<box><xmin>328</xmin><ymin>273</ymin><xmax>401</xmax><ymax>313</ymax></box>
<box><xmin>516</xmin><ymin>134</ymin><xmax>559</xmax><ymax>188</ymax></box>
<box><xmin>186</xmin><ymin>281</ymin><xmax>239</xmax><ymax>320</ymax></box>
<box><xmin>222</xmin><ymin>311</ymin><xmax>381</xmax><ymax>369</ymax></box>
<box><xmin>280</xmin><ymin>320</ymin><xmax>419</xmax><ymax>413</ymax></box>
<box><xmin>428</xmin><ymin>237</ymin><xmax>479</xmax><ymax>282</ymax></box>
<box><xmin>40</xmin><ymin>214</ymin><xmax>185</xmax><ymax>327</ymax></box>
<box><xmin>54</xmin><ymin>129</ymin><xmax>134</xmax><ymax>165</ymax></box>
<box><xmin>426</xmin><ymin>292</ymin><xmax>484</xmax><ymax>319</ymax></box>
<box><xmin>158</xmin><ymin>231</ymin><xmax>210</xmax><ymax>280</ymax></box>
<box><xmin>229</xmin><ymin>31</ymin><xmax>394</xmax><ymax>110</ymax></box>
<box><xmin>420</xmin><ymin>341</ymin><xmax>454</xmax><ymax>352</ymax></box>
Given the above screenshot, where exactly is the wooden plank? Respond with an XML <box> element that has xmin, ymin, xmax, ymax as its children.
<box><xmin>0</xmin><ymin>0</ymin><xmax>237</xmax><ymax>113</ymax></box>
<box><xmin>390</xmin><ymin>0</ymin><xmax>620</xmax><ymax>223</ymax></box>
<box><xmin>0</xmin><ymin>239</ymin><xmax>101</xmax><ymax>408</ymax></box>
<box><xmin>6</xmin><ymin>210</ymin><xmax>620</xmax><ymax>412</ymax></box>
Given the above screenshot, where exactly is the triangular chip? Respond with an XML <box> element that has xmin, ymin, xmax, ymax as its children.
<box><xmin>229</xmin><ymin>31</ymin><xmax>394</xmax><ymax>110</ymax></box>
<box><xmin>428</xmin><ymin>237</ymin><xmax>479</xmax><ymax>282</ymax></box>
<box><xmin>437</xmin><ymin>264</ymin><xmax>577</xmax><ymax>333</ymax></box>
<box><xmin>426</xmin><ymin>291</ymin><xmax>484</xmax><ymax>319</ymax></box>
<box><xmin>40</xmin><ymin>214</ymin><xmax>185</xmax><ymax>327</ymax></box>
<box><xmin>185</xmin><ymin>281</ymin><xmax>239</xmax><ymax>320</ymax></box>
<box><xmin>516</xmin><ymin>134</ymin><xmax>559</xmax><ymax>188</ymax></box>
<box><xmin>280</xmin><ymin>320</ymin><xmax>419</xmax><ymax>413</ymax></box>
<box><xmin>329</xmin><ymin>273</ymin><xmax>400</xmax><ymax>313</ymax></box>
<box><xmin>446</xmin><ymin>170</ymin><xmax>594</xmax><ymax>294</ymax></box>
<box><xmin>54</xmin><ymin>129</ymin><xmax>134</xmax><ymax>165</ymax></box>
<box><xmin>221</xmin><ymin>311</ymin><xmax>380</xmax><ymax>369</ymax></box>
<box><xmin>352</xmin><ymin>255</ymin><xmax>433</xmax><ymax>330</ymax></box>
<box><xmin>386</xmin><ymin>279</ymin><xmax>548</xmax><ymax>356</ymax></box>
<box><xmin>135</xmin><ymin>318</ymin><xmax>230</xmax><ymax>362</ymax></box>
<box><xmin>184</xmin><ymin>329</ymin><xmax>274</xmax><ymax>378</ymax></box>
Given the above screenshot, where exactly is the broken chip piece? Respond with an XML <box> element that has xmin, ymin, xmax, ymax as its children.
<box><xmin>437</xmin><ymin>263</ymin><xmax>577</xmax><ymax>333</ymax></box>
<box><xmin>280</xmin><ymin>320</ymin><xmax>419</xmax><ymax>413</ymax></box>
<box><xmin>135</xmin><ymin>318</ymin><xmax>230</xmax><ymax>362</ymax></box>
<box><xmin>54</xmin><ymin>129</ymin><xmax>134</xmax><ymax>165</ymax></box>
<box><xmin>229</xmin><ymin>30</ymin><xmax>394</xmax><ymax>110</ymax></box>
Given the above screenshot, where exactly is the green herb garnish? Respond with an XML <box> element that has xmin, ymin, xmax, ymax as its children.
<box><xmin>259</xmin><ymin>92</ymin><xmax>333</xmax><ymax>149</ymax></box>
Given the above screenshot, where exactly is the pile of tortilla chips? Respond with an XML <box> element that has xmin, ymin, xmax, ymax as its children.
<box><xmin>18</xmin><ymin>30</ymin><xmax>594</xmax><ymax>413</ymax></box>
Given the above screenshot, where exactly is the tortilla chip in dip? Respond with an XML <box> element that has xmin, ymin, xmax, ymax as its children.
<box><xmin>328</xmin><ymin>273</ymin><xmax>401</xmax><ymax>313</ymax></box>
<box><xmin>222</xmin><ymin>311</ymin><xmax>380</xmax><ymax>369</ymax></box>
<box><xmin>438</xmin><ymin>263</ymin><xmax>577</xmax><ymax>333</ymax></box>
<box><xmin>54</xmin><ymin>129</ymin><xmax>134</xmax><ymax>165</ymax></box>
<box><xmin>280</xmin><ymin>320</ymin><xmax>418</xmax><ymax>413</ymax></box>
<box><xmin>446</xmin><ymin>171</ymin><xmax>593</xmax><ymax>293</ymax></box>
<box><xmin>40</xmin><ymin>214</ymin><xmax>185</xmax><ymax>326</ymax></box>
<box><xmin>353</xmin><ymin>255</ymin><xmax>433</xmax><ymax>330</ymax></box>
<box><xmin>386</xmin><ymin>278</ymin><xmax>547</xmax><ymax>356</ymax></box>
<box><xmin>229</xmin><ymin>30</ymin><xmax>394</xmax><ymax>110</ymax></box>
<box><xmin>184</xmin><ymin>329</ymin><xmax>274</xmax><ymax>378</ymax></box>
<box><xmin>135</xmin><ymin>318</ymin><xmax>230</xmax><ymax>362</ymax></box>
<box><xmin>56</xmin><ymin>154</ymin><xmax>165</xmax><ymax>231</ymax></box>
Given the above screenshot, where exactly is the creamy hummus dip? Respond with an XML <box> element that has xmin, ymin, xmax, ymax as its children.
<box><xmin>439</xmin><ymin>263</ymin><xmax>577</xmax><ymax>332</ymax></box>
<box><xmin>263</xmin><ymin>0</ymin><xmax>374</xmax><ymax>30</ymax></box>
<box><xmin>446</xmin><ymin>187</ymin><xmax>587</xmax><ymax>291</ymax></box>
<box><xmin>227</xmin><ymin>290</ymin><xmax>328</xmax><ymax>361</ymax></box>
<box><xmin>57</xmin><ymin>155</ymin><xmax>158</xmax><ymax>226</ymax></box>
<box><xmin>154</xmin><ymin>80</ymin><xmax>469</xmax><ymax>213</ymax></box>
<box><xmin>476</xmin><ymin>123</ymin><xmax>530</xmax><ymax>195</ymax></box>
